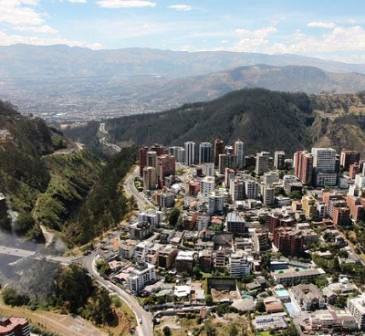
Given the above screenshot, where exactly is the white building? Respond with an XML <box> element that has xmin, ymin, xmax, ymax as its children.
<box><xmin>311</xmin><ymin>148</ymin><xmax>337</xmax><ymax>172</ymax></box>
<box><xmin>127</xmin><ymin>262</ymin><xmax>156</xmax><ymax>293</ymax></box>
<box><xmin>263</xmin><ymin>171</ymin><xmax>279</xmax><ymax>186</ymax></box>
<box><xmin>169</xmin><ymin>146</ymin><xmax>185</xmax><ymax>163</ymax></box>
<box><xmin>229</xmin><ymin>251</ymin><xmax>251</xmax><ymax>278</ymax></box>
<box><xmin>200</xmin><ymin>176</ymin><xmax>215</xmax><ymax>198</ymax></box>
<box><xmin>245</xmin><ymin>180</ymin><xmax>259</xmax><ymax>199</ymax></box>
<box><xmin>230</xmin><ymin>178</ymin><xmax>245</xmax><ymax>202</ymax></box>
<box><xmin>274</xmin><ymin>151</ymin><xmax>285</xmax><ymax>170</ymax></box>
<box><xmin>347</xmin><ymin>294</ymin><xmax>365</xmax><ymax>330</ymax></box>
<box><xmin>201</xmin><ymin>162</ymin><xmax>215</xmax><ymax>177</ymax></box>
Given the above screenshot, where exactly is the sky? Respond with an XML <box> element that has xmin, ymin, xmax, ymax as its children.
<box><xmin>1</xmin><ymin>0</ymin><xmax>365</xmax><ymax>63</ymax></box>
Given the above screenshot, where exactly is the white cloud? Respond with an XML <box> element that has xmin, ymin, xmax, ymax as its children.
<box><xmin>0</xmin><ymin>29</ymin><xmax>102</xmax><ymax>49</ymax></box>
<box><xmin>234</xmin><ymin>26</ymin><xmax>277</xmax><ymax>52</ymax></box>
<box><xmin>231</xmin><ymin>24</ymin><xmax>365</xmax><ymax>63</ymax></box>
<box><xmin>307</xmin><ymin>21</ymin><xmax>336</xmax><ymax>29</ymax></box>
<box><xmin>67</xmin><ymin>0</ymin><xmax>87</xmax><ymax>3</ymax></box>
<box><xmin>0</xmin><ymin>0</ymin><xmax>43</xmax><ymax>27</ymax></box>
<box><xmin>97</xmin><ymin>0</ymin><xmax>156</xmax><ymax>8</ymax></box>
<box><xmin>168</xmin><ymin>4</ymin><xmax>192</xmax><ymax>11</ymax></box>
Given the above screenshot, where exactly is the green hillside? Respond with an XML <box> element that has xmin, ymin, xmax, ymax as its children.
<box><xmin>66</xmin><ymin>88</ymin><xmax>365</xmax><ymax>156</ymax></box>
<box><xmin>0</xmin><ymin>102</ymin><xmax>136</xmax><ymax>244</ymax></box>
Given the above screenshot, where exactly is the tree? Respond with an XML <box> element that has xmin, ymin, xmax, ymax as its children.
<box><xmin>163</xmin><ymin>326</ymin><xmax>171</xmax><ymax>336</ymax></box>
<box><xmin>83</xmin><ymin>288</ymin><xmax>114</xmax><ymax>325</ymax></box>
<box><xmin>14</xmin><ymin>212</ymin><xmax>35</xmax><ymax>235</ymax></box>
<box><xmin>289</xmin><ymin>190</ymin><xmax>302</xmax><ymax>200</ymax></box>
<box><xmin>193</xmin><ymin>265</ymin><xmax>202</xmax><ymax>280</ymax></box>
<box><xmin>168</xmin><ymin>208</ymin><xmax>180</xmax><ymax>227</ymax></box>
<box><xmin>205</xmin><ymin>294</ymin><xmax>213</xmax><ymax>306</ymax></box>
<box><xmin>54</xmin><ymin>265</ymin><xmax>93</xmax><ymax>313</ymax></box>
<box><xmin>96</xmin><ymin>259</ymin><xmax>111</xmax><ymax>277</ymax></box>
<box><xmin>2</xmin><ymin>287</ymin><xmax>29</xmax><ymax>306</ymax></box>
<box><xmin>256</xmin><ymin>300</ymin><xmax>265</xmax><ymax>313</ymax></box>
<box><xmin>315</xmin><ymin>275</ymin><xmax>328</xmax><ymax>289</ymax></box>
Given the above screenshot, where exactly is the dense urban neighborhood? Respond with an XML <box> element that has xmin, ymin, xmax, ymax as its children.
<box><xmin>87</xmin><ymin>140</ymin><xmax>365</xmax><ymax>335</ymax></box>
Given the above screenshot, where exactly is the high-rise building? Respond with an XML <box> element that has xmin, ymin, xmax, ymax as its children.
<box><xmin>229</xmin><ymin>251</ymin><xmax>251</xmax><ymax>278</ymax></box>
<box><xmin>184</xmin><ymin>141</ymin><xmax>196</xmax><ymax>166</ymax></box>
<box><xmin>199</xmin><ymin>142</ymin><xmax>213</xmax><ymax>164</ymax></box>
<box><xmin>218</xmin><ymin>153</ymin><xmax>237</xmax><ymax>174</ymax></box>
<box><xmin>302</xmin><ymin>195</ymin><xmax>317</xmax><ymax>220</ymax></box>
<box><xmin>294</xmin><ymin>151</ymin><xmax>313</xmax><ymax>185</ymax></box>
<box><xmin>234</xmin><ymin>140</ymin><xmax>245</xmax><ymax>169</ymax></box>
<box><xmin>263</xmin><ymin>186</ymin><xmax>275</xmax><ymax>206</ymax></box>
<box><xmin>311</xmin><ymin>148</ymin><xmax>337</xmax><ymax>186</ymax></box>
<box><xmin>214</xmin><ymin>139</ymin><xmax>225</xmax><ymax>167</ymax></box>
<box><xmin>263</xmin><ymin>171</ymin><xmax>279</xmax><ymax>186</ymax></box>
<box><xmin>312</xmin><ymin>148</ymin><xmax>337</xmax><ymax>172</ymax></box>
<box><xmin>229</xmin><ymin>178</ymin><xmax>245</xmax><ymax>202</ymax></box>
<box><xmin>340</xmin><ymin>150</ymin><xmax>360</xmax><ymax>171</ymax></box>
<box><xmin>274</xmin><ymin>151</ymin><xmax>286</xmax><ymax>170</ymax></box>
<box><xmin>169</xmin><ymin>146</ymin><xmax>185</xmax><ymax>163</ymax></box>
<box><xmin>143</xmin><ymin>166</ymin><xmax>157</xmax><ymax>191</ymax></box>
<box><xmin>273</xmin><ymin>228</ymin><xmax>304</xmax><ymax>257</ymax></box>
<box><xmin>245</xmin><ymin>180</ymin><xmax>259</xmax><ymax>199</ymax></box>
<box><xmin>208</xmin><ymin>192</ymin><xmax>224</xmax><ymax>215</ymax></box>
<box><xmin>201</xmin><ymin>162</ymin><xmax>215</xmax><ymax>177</ymax></box>
<box><xmin>138</xmin><ymin>146</ymin><xmax>149</xmax><ymax>177</ymax></box>
<box><xmin>147</xmin><ymin>150</ymin><xmax>157</xmax><ymax>168</ymax></box>
<box><xmin>156</xmin><ymin>154</ymin><xmax>175</xmax><ymax>186</ymax></box>
<box><xmin>200</xmin><ymin>176</ymin><xmax>215</xmax><ymax>198</ymax></box>
<box><xmin>347</xmin><ymin>294</ymin><xmax>365</xmax><ymax>330</ymax></box>
<box><xmin>255</xmin><ymin>151</ymin><xmax>270</xmax><ymax>175</ymax></box>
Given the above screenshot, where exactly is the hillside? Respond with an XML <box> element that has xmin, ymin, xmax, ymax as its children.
<box><xmin>140</xmin><ymin>65</ymin><xmax>365</xmax><ymax>107</ymax></box>
<box><xmin>3</xmin><ymin>45</ymin><xmax>365</xmax><ymax>122</ymax></box>
<box><xmin>66</xmin><ymin>89</ymin><xmax>365</xmax><ymax>157</ymax></box>
<box><xmin>0</xmin><ymin>102</ymin><xmax>136</xmax><ymax>245</ymax></box>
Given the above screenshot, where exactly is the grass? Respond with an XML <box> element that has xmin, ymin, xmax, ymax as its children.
<box><xmin>0</xmin><ymin>303</ymin><xmax>104</xmax><ymax>336</ymax></box>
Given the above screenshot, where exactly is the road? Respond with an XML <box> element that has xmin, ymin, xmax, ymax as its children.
<box><xmin>0</xmin><ymin>245</ymin><xmax>75</xmax><ymax>265</ymax></box>
<box><xmin>98</xmin><ymin>122</ymin><xmax>121</xmax><ymax>152</ymax></box>
<box><xmin>83</xmin><ymin>254</ymin><xmax>153</xmax><ymax>336</ymax></box>
<box><xmin>124</xmin><ymin>166</ymin><xmax>154</xmax><ymax>210</ymax></box>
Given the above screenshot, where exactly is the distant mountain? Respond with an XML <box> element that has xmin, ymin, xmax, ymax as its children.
<box><xmin>65</xmin><ymin>88</ymin><xmax>365</xmax><ymax>157</ymax></box>
<box><xmin>1</xmin><ymin>44</ymin><xmax>365</xmax><ymax>79</ymax></box>
<box><xmin>2</xmin><ymin>45</ymin><xmax>365</xmax><ymax>121</ymax></box>
<box><xmin>139</xmin><ymin>65</ymin><xmax>365</xmax><ymax>106</ymax></box>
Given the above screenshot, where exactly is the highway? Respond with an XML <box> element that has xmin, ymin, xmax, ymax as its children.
<box><xmin>124</xmin><ymin>166</ymin><xmax>154</xmax><ymax>210</ymax></box>
<box><xmin>83</xmin><ymin>254</ymin><xmax>154</xmax><ymax>336</ymax></box>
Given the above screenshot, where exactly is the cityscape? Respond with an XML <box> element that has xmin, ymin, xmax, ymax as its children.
<box><xmin>92</xmin><ymin>140</ymin><xmax>365</xmax><ymax>335</ymax></box>
<box><xmin>2</xmin><ymin>1</ymin><xmax>365</xmax><ymax>336</ymax></box>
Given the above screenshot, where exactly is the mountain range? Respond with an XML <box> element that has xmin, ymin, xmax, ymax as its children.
<box><xmin>65</xmin><ymin>88</ymin><xmax>365</xmax><ymax>157</ymax></box>
<box><xmin>2</xmin><ymin>45</ymin><xmax>365</xmax><ymax>121</ymax></box>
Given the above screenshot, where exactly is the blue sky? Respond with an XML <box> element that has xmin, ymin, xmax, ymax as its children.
<box><xmin>1</xmin><ymin>0</ymin><xmax>365</xmax><ymax>63</ymax></box>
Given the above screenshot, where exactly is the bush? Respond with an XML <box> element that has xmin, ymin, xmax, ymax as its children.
<box><xmin>2</xmin><ymin>287</ymin><xmax>30</xmax><ymax>306</ymax></box>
